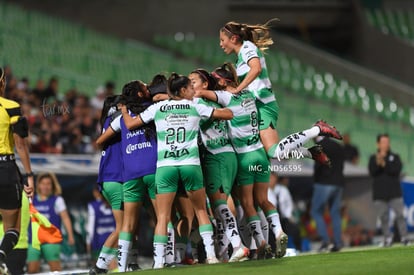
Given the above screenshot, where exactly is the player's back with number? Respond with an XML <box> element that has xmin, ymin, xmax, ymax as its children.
<box><xmin>215</xmin><ymin>90</ymin><xmax>262</xmax><ymax>154</ymax></box>
<box><xmin>140</xmin><ymin>98</ymin><xmax>212</xmax><ymax>167</ymax></box>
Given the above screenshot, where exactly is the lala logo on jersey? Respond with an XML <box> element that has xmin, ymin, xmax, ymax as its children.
<box><xmin>164</xmin><ymin>148</ymin><xmax>189</xmax><ymax>159</ymax></box>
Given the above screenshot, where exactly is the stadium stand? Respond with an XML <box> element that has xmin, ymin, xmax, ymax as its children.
<box><xmin>365</xmin><ymin>9</ymin><xmax>414</xmax><ymax>44</ymax></box>
<box><xmin>0</xmin><ymin>2</ymin><xmax>198</xmax><ymax>95</ymax></box>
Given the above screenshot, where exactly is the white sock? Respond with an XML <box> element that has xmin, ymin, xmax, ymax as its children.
<box><xmin>165</xmin><ymin>222</ymin><xmax>175</xmax><ymax>264</ymax></box>
<box><xmin>236</xmin><ymin>204</ymin><xmax>244</xmax><ymax>221</ymax></box>
<box><xmin>215</xmin><ymin>203</ymin><xmax>242</xmax><ymax>250</ymax></box>
<box><xmin>238</xmin><ymin>216</ymin><xmax>252</xmax><ymax>248</ymax></box>
<box><xmin>118</xmin><ymin>233</ymin><xmax>132</xmax><ymax>272</ymax></box>
<box><xmin>175</xmin><ymin>237</ymin><xmax>187</xmax><ymax>263</ymax></box>
<box><xmin>199</xmin><ymin>224</ymin><xmax>216</xmax><ymax>259</ymax></box>
<box><xmin>266</xmin><ymin>211</ymin><xmax>283</xmax><ymax>237</ymax></box>
<box><xmin>96</xmin><ymin>247</ymin><xmax>117</xmax><ymax>270</ymax></box>
<box><xmin>153</xmin><ymin>235</ymin><xmax>167</xmax><ymax>267</ymax></box>
<box><xmin>257</xmin><ymin>208</ymin><xmax>269</xmax><ymax>244</ymax></box>
<box><xmin>247</xmin><ymin>217</ymin><xmax>266</xmax><ymax>248</ymax></box>
<box><xmin>271</xmin><ymin>126</ymin><xmax>320</xmax><ymax>160</ymax></box>
<box><xmin>215</xmin><ymin>218</ymin><xmax>230</xmax><ymax>259</ymax></box>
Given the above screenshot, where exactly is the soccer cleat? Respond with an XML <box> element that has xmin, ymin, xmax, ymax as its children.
<box><xmin>229</xmin><ymin>246</ymin><xmax>250</xmax><ymax>263</ymax></box>
<box><xmin>181</xmin><ymin>256</ymin><xmax>198</xmax><ymax>265</ymax></box>
<box><xmin>127</xmin><ymin>263</ymin><xmax>142</xmax><ymax>271</ymax></box>
<box><xmin>218</xmin><ymin>252</ymin><xmax>229</xmax><ymax>263</ymax></box>
<box><xmin>275</xmin><ymin>232</ymin><xmax>289</xmax><ymax>258</ymax></box>
<box><xmin>309</xmin><ymin>145</ymin><xmax>331</xmax><ymax>167</ymax></box>
<box><xmin>314</xmin><ymin>120</ymin><xmax>342</xmax><ymax>140</ymax></box>
<box><xmin>318</xmin><ymin>242</ymin><xmax>331</xmax><ymax>252</ymax></box>
<box><xmin>330</xmin><ymin>245</ymin><xmax>341</xmax><ymax>252</ymax></box>
<box><xmin>152</xmin><ymin>262</ymin><xmax>164</xmax><ymax>269</ymax></box>
<box><xmin>88</xmin><ymin>266</ymin><xmax>108</xmax><ymax>275</ymax></box>
<box><xmin>257</xmin><ymin>242</ymin><xmax>273</xmax><ymax>260</ymax></box>
<box><xmin>206</xmin><ymin>256</ymin><xmax>220</xmax><ymax>264</ymax></box>
<box><xmin>401</xmin><ymin>239</ymin><xmax>411</xmax><ymax>246</ymax></box>
<box><xmin>379</xmin><ymin>237</ymin><xmax>393</xmax><ymax>248</ymax></box>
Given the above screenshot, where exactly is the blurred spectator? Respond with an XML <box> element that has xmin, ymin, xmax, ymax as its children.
<box><xmin>311</xmin><ymin>137</ymin><xmax>345</xmax><ymax>252</ymax></box>
<box><xmin>368</xmin><ymin>133</ymin><xmax>409</xmax><ymax>246</ymax></box>
<box><xmin>341</xmin><ymin>205</ymin><xmax>373</xmax><ymax>247</ymax></box>
<box><xmin>104</xmin><ymin>81</ymin><xmax>115</xmax><ymax>97</ymax></box>
<box><xmin>31</xmin><ymin>79</ymin><xmax>46</xmax><ymax>106</ymax></box>
<box><xmin>3</xmin><ymin>65</ymin><xmax>14</xmax><ymax>97</ymax></box>
<box><xmin>268</xmin><ymin>173</ymin><xmax>302</xmax><ymax>252</ymax></box>
<box><xmin>17</xmin><ymin>77</ymin><xmax>30</xmax><ymax>93</ymax></box>
<box><xmin>86</xmin><ymin>187</ymin><xmax>117</xmax><ymax>269</ymax></box>
<box><xmin>27</xmin><ymin>172</ymin><xmax>76</xmax><ymax>273</ymax></box>
<box><xmin>2</xmin><ymin>65</ymin><xmax>108</xmax><ymax>154</ymax></box>
<box><xmin>90</xmin><ymin>86</ymin><xmax>106</xmax><ymax>110</ymax></box>
<box><xmin>38</xmin><ymin>76</ymin><xmax>59</xmax><ymax>103</ymax></box>
<box><xmin>343</xmin><ymin>133</ymin><xmax>359</xmax><ymax>165</ymax></box>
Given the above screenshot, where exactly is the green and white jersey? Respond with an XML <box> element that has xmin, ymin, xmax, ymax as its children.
<box><xmin>140</xmin><ymin>99</ymin><xmax>214</xmax><ymax>167</ymax></box>
<box><xmin>236</xmin><ymin>40</ymin><xmax>276</xmax><ymax>104</ymax></box>
<box><xmin>195</xmin><ymin>97</ymin><xmax>234</xmax><ymax>155</ymax></box>
<box><xmin>215</xmin><ymin>90</ymin><xmax>263</xmax><ymax>154</ymax></box>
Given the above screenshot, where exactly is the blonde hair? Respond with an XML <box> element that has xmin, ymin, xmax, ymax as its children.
<box><xmin>36</xmin><ymin>172</ymin><xmax>62</xmax><ymax>196</ymax></box>
<box><xmin>221</xmin><ymin>19</ymin><xmax>278</xmax><ymax>52</ymax></box>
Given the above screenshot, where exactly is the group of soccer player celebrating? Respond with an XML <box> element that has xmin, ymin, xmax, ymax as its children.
<box><xmin>90</xmin><ymin>19</ymin><xmax>342</xmax><ymax>273</ymax></box>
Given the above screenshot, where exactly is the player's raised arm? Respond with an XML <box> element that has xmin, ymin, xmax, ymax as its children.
<box><xmin>195</xmin><ymin>89</ymin><xmax>218</xmax><ymax>102</ymax></box>
<box><xmin>121</xmin><ymin>105</ymin><xmax>144</xmax><ymax>130</ymax></box>
<box><xmin>212</xmin><ymin>108</ymin><xmax>233</xmax><ymax>120</ymax></box>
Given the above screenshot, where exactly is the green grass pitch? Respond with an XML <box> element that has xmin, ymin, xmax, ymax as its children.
<box><xmin>128</xmin><ymin>246</ymin><xmax>413</xmax><ymax>275</ymax></box>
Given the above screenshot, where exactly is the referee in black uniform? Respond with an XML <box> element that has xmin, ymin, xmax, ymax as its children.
<box><xmin>0</xmin><ymin>67</ymin><xmax>34</xmax><ymax>275</ymax></box>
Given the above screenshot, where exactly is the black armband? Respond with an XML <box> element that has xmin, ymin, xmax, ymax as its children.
<box><xmin>12</xmin><ymin>117</ymin><xmax>29</xmax><ymax>138</ymax></box>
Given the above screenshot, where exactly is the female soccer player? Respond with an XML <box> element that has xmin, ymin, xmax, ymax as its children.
<box><xmin>121</xmin><ymin>73</ymin><xmax>233</xmax><ymax>268</ymax></box>
<box><xmin>190</xmin><ymin>69</ymin><xmax>248</xmax><ymax>262</ymax></box>
<box><xmin>27</xmin><ymin>172</ymin><xmax>75</xmax><ymax>273</ymax></box>
<box><xmin>219</xmin><ymin>20</ymin><xmax>280</xmax><ymax>157</ymax></box>
<box><xmin>218</xmin><ymin>21</ymin><xmax>342</xmax><ymax>160</ymax></box>
<box><xmin>89</xmin><ymin>95</ymin><xmax>124</xmax><ymax>275</ymax></box>
<box><xmin>96</xmin><ymin>80</ymin><xmax>157</xmax><ymax>272</ymax></box>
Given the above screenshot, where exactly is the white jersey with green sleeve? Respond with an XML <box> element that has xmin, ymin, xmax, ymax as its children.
<box><xmin>139</xmin><ymin>99</ymin><xmax>214</xmax><ymax>167</ymax></box>
<box><xmin>236</xmin><ymin>40</ymin><xmax>276</xmax><ymax>104</ymax></box>
<box><xmin>215</xmin><ymin>90</ymin><xmax>263</xmax><ymax>154</ymax></box>
<box><xmin>195</xmin><ymin>97</ymin><xmax>234</xmax><ymax>155</ymax></box>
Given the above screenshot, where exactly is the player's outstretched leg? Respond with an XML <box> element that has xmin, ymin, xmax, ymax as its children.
<box><xmin>268</xmin><ymin>120</ymin><xmax>341</xmax><ymax>160</ymax></box>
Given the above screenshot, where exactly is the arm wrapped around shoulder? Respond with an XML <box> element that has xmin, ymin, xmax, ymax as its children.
<box><xmin>12</xmin><ymin>116</ymin><xmax>29</xmax><ymax>138</ymax></box>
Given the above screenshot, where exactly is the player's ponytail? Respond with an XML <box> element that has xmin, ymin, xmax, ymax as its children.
<box><xmin>168</xmin><ymin>73</ymin><xmax>190</xmax><ymax>98</ymax></box>
<box><xmin>212</xmin><ymin>62</ymin><xmax>238</xmax><ymax>89</ymax></box>
<box><xmin>121</xmin><ymin>80</ymin><xmax>155</xmax><ymax>140</ymax></box>
<box><xmin>221</xmin><ymin>19</ymin><xmax>278</xmax><ymax>52</ymax></box>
